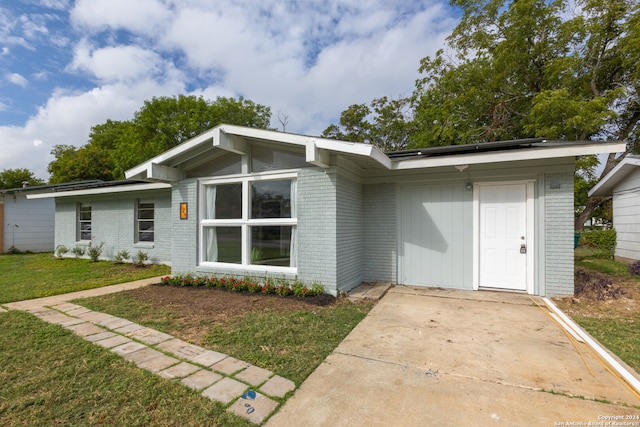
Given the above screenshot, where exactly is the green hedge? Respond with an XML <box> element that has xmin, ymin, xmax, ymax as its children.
<box><xmin>578</xmin><ymin>229</ymin><xmax>617</xmax><ymax>259</ymax></box>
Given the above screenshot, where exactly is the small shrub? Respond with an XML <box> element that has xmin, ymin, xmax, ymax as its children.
<box><xmin>629</xmin><ymin>261</ymin><xmax>640</xmax><ymax>276</ymax></box>
<box><xmin>87</xmin><ymin>241</ymin><xmax>104</xmax><ymax>262</ymax></box>
<box><xmin>55</xmin><ymin>245</ymin><xmax>69</xmax><ymax>258</ymax></box>
<box><xmin>71</xmin><ymin>246</ymin><xmax>85</xmax><ymax>258</ymax></box>
<box><xmin>247</xmin><ymin>282</ymin><xmax>262</xmax><ymax>293</ymax></box>
<box><xmin>114</xmin><ymin>249</ymin><xmax>130</xmax><ymax>264</ymax></box>
<box><xmin>275</xmin><ymin>284</ymin><xmax>293</xmax><ymax>296</ymax></box>
<box><xmin>309</xmin><ymin>282</ymin><xmax>325</xmax><ymax>296</ymax></box>
<box><xmin>159</xmin><ymin>274</ymin><xmax>325</xmax><ymax>297</ymax></box>
<box><xmin>575</xmin><ymin>268</ymin><xmax>624</xmax><ymax>300</ymax></box>
<box><xmin>135</xmin><ymin>250</ymin><xmax>149</xmax><ymax>267</ymax></box>
<box><xmin>7</xmin><ymin>246</ymin><xmax>22</xmax><ymax>254</ymax></box>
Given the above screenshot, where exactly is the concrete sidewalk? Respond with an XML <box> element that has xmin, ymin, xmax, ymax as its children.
<box><xmin>267</xmin><ymin>286</ymin><xmax>640</xmax><ymax>426</ymax></box>
<box><xmin>2</xmin><ymin>278</ymin><xmax>295</xmax><ymax>425</ymax></box>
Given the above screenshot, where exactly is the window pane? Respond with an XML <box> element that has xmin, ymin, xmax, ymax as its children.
<box><xmin>80</xmin><ymin>223</ymin><xmax>92</xmax><ymax>240</ymax></box>
<box><xmin>138</xmin><ymin>223</ymin><xmax>154</xmax><ymax>242</ymax></box>
<box><xmin>251</xmin><ymin>226</ymin><xmax>291</xmax><ymax>266</ymax></box>
<box><xmin>251</xmin><ymin>145</ymin><xmax>307</xmax><ymax>172</ymax></box>
<box><xmin>204</xmin><ymin>227</ymin><xmax>241</xmax><ymax>263</ymax></box>
<box><xmin>138</xmin><ymin>203</ymin><xmax>154</xmax><ymax>220</ymax></box>
<box><xmin>251</xmin><ymin>180</ymin><xmax>291</xmax><ymax>219</ymax></box>
<box><xmin>80</xmin><ymin>207</ymin><xmax>91</xmax><ymax>221</ymax></box>
<box><xmin>205</xmin><ymin>184</ymin><xmax>242</xmax><ymax>219</ymax></box>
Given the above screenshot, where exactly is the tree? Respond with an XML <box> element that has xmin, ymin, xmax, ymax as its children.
<box><xmin>327</xmin><ymin>0</ymin><xmax>639</xmax><ymax>229</ymax></box>
<box><xmin>322</xmin><ymin>96</ymin><xmax>414</xmax><ymax>152</ymax></box>
<box><xmin>0</xmin><ymin>168</ymin><xmax>45</xmax><ymax>189</ymax></box>
<box><xmin>47</xmin><ymin>95</ymin><xmax>272</xmax><ymax>183</ymax></box>
<box><xmin>47</xmin><ymin>145</ymin><xmax>116</xmax><ymax>184</ymax></box>
<box><xmin>413</xmin><ymin>0</ymin><xmax>639</xmax><ymax>229</ymax></box>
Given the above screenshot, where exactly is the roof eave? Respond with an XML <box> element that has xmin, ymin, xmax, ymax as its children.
<box><xmin>27</xmin><ymin>182</ymin><xmax>172</xmax><ymax>199</ymax></box>
<box><xmin>589</xmin><ymin>155</ymin><xmax>640</xmax><ymax>197</ymax></box>
<box><xmin>391</xmin><ymin>141</ymin><xmax>626</xmax><ymax>170</ymax></box>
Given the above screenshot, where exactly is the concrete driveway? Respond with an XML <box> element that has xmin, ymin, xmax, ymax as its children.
<box><xmin>267</xmin><ymin>286</ymin><xmax>640</xmax><ymax>426</ymax></box>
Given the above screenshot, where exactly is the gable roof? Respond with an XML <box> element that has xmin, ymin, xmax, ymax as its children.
<box><xmin>589</xmin><ymin>155</ymin><xmax>640</xmax><ymax>197</ymax></box>
<box><xmin>122</xmin><ymin>124</ymin><xmax>626</xmax><ymax>181</ymax></box>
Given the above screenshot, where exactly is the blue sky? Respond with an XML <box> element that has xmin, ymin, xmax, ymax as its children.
<box><xmin>0</xmin><ymin>0</ymin><xmax>458</xmax><ymax>180</ymax></box>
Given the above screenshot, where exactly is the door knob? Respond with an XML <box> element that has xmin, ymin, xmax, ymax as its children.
<box><xmin>520</xmin><ymin>243</ymin><xmax>527</xmax><ymax>254</ymax></box>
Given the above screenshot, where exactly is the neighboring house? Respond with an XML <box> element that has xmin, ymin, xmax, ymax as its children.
<box><xmin>0</xmin><ymin>181</ymin><xmax>100</xmax><ymax>253</ymax></box>
<box><xmin>30</xmin><ymin>125</ymin><xmax>624</xmax><ymax>296</ymax></box>
<box><xmin>588</xmin><ymin>155</ymin><xmax>640</xmax><ymax>262</ymax></box>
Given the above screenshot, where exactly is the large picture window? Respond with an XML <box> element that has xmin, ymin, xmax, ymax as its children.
<box><xmin>200</xmin><ymin>174</ymin><xmax>297</xmax><ymax>271</ymax></box>
<box><xmin>78</xmin><ymin>203</ymin><xmax>92</xmax><ymax>241</ymax></box>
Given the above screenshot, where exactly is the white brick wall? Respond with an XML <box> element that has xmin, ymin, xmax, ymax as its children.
<box><xmin>363</xmin><ymin>183</ymin><xmax>397</xmax><ymax>283</ymax></box>
<box><xmin>336</xmin><ymin>173</ymin><xmax>363</xmax><ymax>293</ymax></box>
<box><xmin>53</xmin><ymin>190</ymin><xmax>171</xmax><ymax>264</ymax></box>
<box><xmin>170</xmin><ymin>179</ymin><xmax>199</xmax><ymax>274</ymax></box>
<box><xmin>297</xmin><ymin>168</ymin><xmax>338</xmax><ymax>293</ymax></box>
<box><xmin>544</xmin><ymin>172</ymin><xmax>575</xmax><ymax>296</ymax></box>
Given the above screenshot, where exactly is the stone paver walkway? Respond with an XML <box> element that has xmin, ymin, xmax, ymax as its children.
<box><xmin>2</xmin><ymin>278</ymin><xmax>296</xmax><ymax>425</ymax></box>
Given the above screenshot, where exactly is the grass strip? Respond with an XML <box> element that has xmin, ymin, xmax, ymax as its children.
<box><xmin>0</xmin><ymin>310</ymin><xmax>250</xmax><ymax>426</ymax></box>
<box><xmin>0</xmin><ymin>253</ymin><xmax>169</xmax><ymax>304</ymax></box>
<box><xmin>572</xmin><ymin>315</ymin><xmax>640</xmax><ymax>374</ymax></box>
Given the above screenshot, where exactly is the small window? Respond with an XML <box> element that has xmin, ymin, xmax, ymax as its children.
<box><xmin>78</xmin><ymin>204</ymin><xmax>92</xmax><ymax>241</ymax></box>
<box><xmin>136</xmin><ymin>201</ymin><xmax>154</xmax><ymax>242</ymax></box>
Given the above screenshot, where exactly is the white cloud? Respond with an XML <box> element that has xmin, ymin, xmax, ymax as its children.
<box><xmin>7</xmin><ymin>72</ymin><xmax>28</xmax><ymax>87</ymax></box>
<box><xmin>0</xmin><ymin>1</ymin><xmax>459</xmax><ymax>179</ymax></box>
<box><xmin>69</xmin><ymin>41</ymin><xmax>171</xmax><ymax>84</ymax></box>
<box><xmin>70</xmin><ymin>0</ymin><xmax>171</xmax><ymax>35</ymax></box>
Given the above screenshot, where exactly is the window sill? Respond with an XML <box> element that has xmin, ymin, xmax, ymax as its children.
<box><xmin>134</xmin><ymin>242</ymin><xmax>155</xmax><ymax>249</ymax></box>
<box><xmin>199</xmin><ymin>262</ymin><xmax>296</xmax><ymax>275</ymax></box>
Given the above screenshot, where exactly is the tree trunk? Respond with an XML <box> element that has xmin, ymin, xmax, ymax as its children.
<box><xmin>575</xmin><ymin>195</ymin><xmax>612</xmax><ymax>230</ymax></box>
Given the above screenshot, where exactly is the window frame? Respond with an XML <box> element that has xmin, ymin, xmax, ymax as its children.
<box><xmin>77</xmin><ymin>203</ymin><xmax>92</xmax><ymax>242</ymax></box>
<box><xmin>135</xmin><ymin>199</ymin><xmax>155</xmax><ymax>244</ymax></box>
<box><xmin>199</xmin><ymin>171</ymin><xmax>298</xmax><ymax>273</ymax></box>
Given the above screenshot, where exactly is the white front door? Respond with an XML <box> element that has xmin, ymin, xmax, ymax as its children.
<box><xmin>477</xmin><ymin>183</ymin><xmax>531</xmax><ymax>292</ymax></box>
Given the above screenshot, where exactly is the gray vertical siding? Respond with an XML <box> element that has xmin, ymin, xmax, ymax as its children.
<box><xmin>336</xmin><ymin>173</ymin><xmax>363</xmax><ymax>293</ymax></box>
<box><xmin>398</xmin><ymin>183</ymin><xmax>473</xmax><ymax>289</ymax></box>
<box><xmin>543</xmin><ymin>172</ymin><xmax>575</xmax><ymax>296</ymax></box>
<box><xmin>363</xmin><ymin>183</ymin><xmax>397</xmax><ymax>283</ymax></box>
<box><xmin>297</xmin><ymin>167</ymin><xmax>339</xmax><ymax>294</ymax></box>
<box><xmin>3</xmin><ymin>196</ymin><xmax>55</xmax><ymax>252</ymax></box>
<box><xmin>53</xmin><ymin>190</ymin><xmax>171</xmax><ymax>264</ymax></box>
<box><xmin>613</xmin><ymin>168</ymin><xmax>640</xmax><ymax>261</ymax></box>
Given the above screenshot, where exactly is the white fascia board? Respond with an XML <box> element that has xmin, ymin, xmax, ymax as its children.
<box><xmin>391</xmin><ymin>142</ymin><xmax>626</xmax><ymax>171</ymax></box>
<box><xmin>218</xmin><ymin>125</ymin><xmax>392</xmax><ymax>169</ymax></box>
<box><xmin>125</xmin><ymin>128</ymin><xmax>218</xmax><ymax>179</ymax></box>
<box><xmin>313</xmin><ymin>139</ymin><xmax>391</xmax><ymax>168</ymax></box>
<box><xmin>589</xmin><ymin>155</ymin><xmax>640</xmax><ymax>197</ymax></box>
<box><xmin>26</xmin><ymin>182</ymin><xmax>172</xmax><ymax>199</ymax></box>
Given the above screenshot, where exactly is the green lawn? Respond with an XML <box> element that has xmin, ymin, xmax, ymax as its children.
<box><xmin>0</xmin><ymin>253</ymin><xmax>170</xmax><ymax>304</ymax></box>
<box><xmin>78</xmin><ymin>291</ymin><xmax>372</xmax><ymax>385</ymax></box>
<box><xmin>0</xmin><ymin>253</ymin><xmax>372</xmax><ymax>423</ymax></box>
<box><xmin>0</xmin><ymin>310</ymin><xmax>250</xmax><ymax>426</ymax></box>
